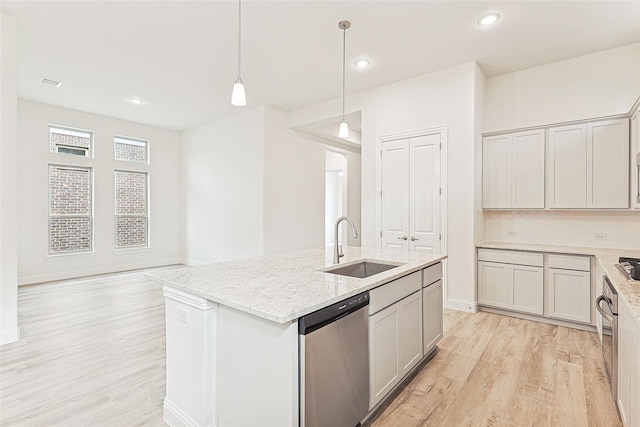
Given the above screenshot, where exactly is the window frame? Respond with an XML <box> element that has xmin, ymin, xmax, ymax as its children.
<box><xmin>49</xmin><ymin>124</ymin><xmax>94</xmax><ymax>158</ymax></box>
<box><xmin>47</xmin><ymin>164</ymin><xmax>94</xmax><ymax>255</ymax></box>
<box><xmin>113</xmin><ymin>169</ymin><xmax>150</xmax><ymax>249</ymax></box>
<box><xmin>114</xmin><ymin>135</ymin><xmax>149</xmax><ymax>164</ymax></box>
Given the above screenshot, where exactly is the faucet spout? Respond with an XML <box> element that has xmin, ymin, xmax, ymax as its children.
<box><xmin>334</xmin><ymin>216</ymin><xmax>358</xmax><ymax>264</ymax></box>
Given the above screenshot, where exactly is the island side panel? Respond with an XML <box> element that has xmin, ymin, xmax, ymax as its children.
<box><xmin>163</xmin><ymin>286</ymin><xmax>217</xmax><ymax>427</ymax></box>
<box><xmin>217</xmin><ymin>305</ymin><xmax>299</xmax><ymax>427</ymax></box>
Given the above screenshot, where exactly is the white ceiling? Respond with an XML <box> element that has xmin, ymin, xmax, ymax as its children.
<box><xmin>3</xmin><ymin>1</ymin><xmax>639</xmax><ymax>131</ymax></box>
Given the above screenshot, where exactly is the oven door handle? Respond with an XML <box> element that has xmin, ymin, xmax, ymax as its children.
<box><xmin>595</xmin><ymin>295</ymin><xmax>614</xmax><ymax>323</ymax></box>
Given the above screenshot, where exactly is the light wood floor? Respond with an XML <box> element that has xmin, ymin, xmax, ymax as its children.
<box><xmin>1</xmin><ymin>270</ymin><xmax>621</xmax><ymax>426</ymax></box>
<box><xmin>368</xmin><ymin>310</ymin><xmax>622</xmax><ymax>427</ymax></box>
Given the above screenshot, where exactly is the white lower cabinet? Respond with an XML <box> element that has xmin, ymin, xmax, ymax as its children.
<box><xmin>618</xmin><ymin>299</ymin><xmax>640</xmax><ymax>427</ymax></box>
<box><xmin>369</xmin><ymin>290</ymin><xmax>422</xmax><ymax>409</ymax></box>
<box><xmin>422</xmin><ymin>279</ymin><xmax>443</xmax><ymax>355</ymax></box>
<box><xmin>547</xmin><ymin>254</ymin><xmax>591</xmax><ymax>324</ymax></box>
<box><xmin>477</xmin><ymin>250</ymin><xmax>544</xmax><ymax>316</ymax></box>
<box><xmin>478</xmin><ymin>249</ymin><xmax>593</xmax><ymax>326</ymax></box>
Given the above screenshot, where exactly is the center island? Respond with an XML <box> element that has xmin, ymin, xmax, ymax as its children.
<box><xmin>149</xmin><ymin>246</ymin><xmax>447</xmax><ymax>427</ymax></box>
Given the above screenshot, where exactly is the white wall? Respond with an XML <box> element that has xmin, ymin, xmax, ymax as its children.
<box><xmin>17</xmin><ymin>100</ymin><xmax>182</xmax><ymax>284</ymax></box>
<box><xmin>263</xmin><ymin>106</ymin><xmax>324</xmax><ymax>255</ymax></box>
<box><xmin>290</xmin><ymin>61</ymin><xmax>482</xmax><ymax>309</ymax></box>
<box><xmin>485</xmin><ymin>43</ymin><xmax>640</xmax><ymax>133</ymax></box>
<box><xmin>182</xmin><ymin>105</ymin><xmax>329</xmax><ymax>263</ymax></box>
<box><xmin>345</xmin><ymin>151</ymin><xmax>361</xmax><ymax>247</ymax></box>
<box><xmin>1</xmin><ymin>13</ymin><xmax>20</xmax><ymax>344</ymax></box>
<box><xmin>181</xmin><ymin>107</ymin><xmax>265</xmax><ymax>265</ymax></box>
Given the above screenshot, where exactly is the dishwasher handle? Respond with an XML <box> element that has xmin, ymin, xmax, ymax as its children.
<box><xmin>595</xmin><ymin>294</ymin><xmax>614</xmax><ymax>323</ymax></box>
<box><xmin>299</xmin><ymin>291</ymin><xmax>369</xmax><ymax>335</ymax></box>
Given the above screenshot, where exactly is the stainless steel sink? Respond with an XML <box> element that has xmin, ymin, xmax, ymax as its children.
<box><xmin>322</xmin><ymin>260</ymin><xmax>402</xmax><ymax>279</ymax></box>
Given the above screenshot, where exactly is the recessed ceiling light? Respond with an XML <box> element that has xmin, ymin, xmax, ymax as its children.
<box><xmin>129</xmin><ymin>97</ymin><xmax>144</xmax><ymax>105</ymax></box>
<box><xmin>354</xmin><ymin>59</ymin><xmax>371</xmax><ymax>69</ymax></box>
<box><xmin>38</xmin><ymin>77</ymin><xmax>62</xmax><ymax>88</ymax></box>
<box><xmin>478</xmin><ymin>12</ymin><xmax>500</xmax><ymax>26</ymax></box>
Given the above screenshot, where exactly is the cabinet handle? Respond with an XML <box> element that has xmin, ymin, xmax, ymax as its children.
<box><xmin>397</xmin><ymin>236</ymin><xmax>408</xmax><ymax>241</ymax></box>
<box><xmin>411</xmin><ymin>236</ymin><xmax>419</xmax><ymax>241</ymax></box>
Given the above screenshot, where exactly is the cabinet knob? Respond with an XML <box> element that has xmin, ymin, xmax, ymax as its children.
<box><xmin>397</xmin><ymin>236</ymin><xmax>408</xmax><ymax>241</ymax></box>
<box><xmin>411</xmin><ymin>236</ymin><xmax>419</xmax><ymax>241</ymax></box>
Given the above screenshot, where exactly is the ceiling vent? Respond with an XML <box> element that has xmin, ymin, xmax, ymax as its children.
<box><xmin>38</xmin><ymin>77</ymin><xmax>63</xmax><ymax>88</ymax></box>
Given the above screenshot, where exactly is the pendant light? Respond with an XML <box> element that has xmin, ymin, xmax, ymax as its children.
<box><xmin>338</xmin><ymin>20</ymin><xmax>350</xmax><ymax>139</ymax></box>
<box><xmin>231</xmin><ymin>0</ymin><xmax>247</xmax><ymax>106</ymax></box>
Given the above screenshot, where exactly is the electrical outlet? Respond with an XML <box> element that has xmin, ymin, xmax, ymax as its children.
<box><xmin>177</xmin><ymin>308</ymin><xmax>190</xmax><ymax>324</ymax></box>
<box><xmin>594</xmin><ymin>233</ymin><xmax>607</xmax><ymax>241</ymax></box>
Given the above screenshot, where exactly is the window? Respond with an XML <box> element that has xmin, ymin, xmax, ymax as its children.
<box><xmin>48</xmin><ymin>165</ymin><xmax>92</xmax><ymax>254</ymax></box>
<box><xmin>114</xmin><ymin>171</ymin><xmax>148</xmax><ymax>248</ymax></box>
<box><xmin>50</xmin><ymin>125</ymin><xmax>92</xmax><ymax>157</ymax></box>
<box><xmin>114</xmin><ymin>136</ymin><xmax>148</xmax><ymax>163</ymax></box>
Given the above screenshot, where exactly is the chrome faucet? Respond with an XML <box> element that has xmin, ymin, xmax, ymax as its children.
<box><xmin>334</xmin><ymin>216</ymin><xmax>358</xmax><ymax>264</ymax></box>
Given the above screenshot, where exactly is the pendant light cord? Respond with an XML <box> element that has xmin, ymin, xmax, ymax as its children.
<box><xmin>342</xmin><ymin>26</ymin><xmax>346</xmax><ymax>120</ymax></box>
<box><xmin>237</xmin><ymin>0</ymin><xmax>242</xmax><ymax>79</ymax></box>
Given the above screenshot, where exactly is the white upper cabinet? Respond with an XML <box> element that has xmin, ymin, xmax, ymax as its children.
<box><xmin>547</xmin><ymin>119</ymin><xmax>629</xmax><ymax>209</ymax></box>
<box><xmin>482</xmin><ymin>129</ymin><xmax>545</xmax><ymax>209</ymax></box>
<box><xmin>629</xmin><ymin>108</ymin><xmax>639</xmax><ymax>209</ymax></box>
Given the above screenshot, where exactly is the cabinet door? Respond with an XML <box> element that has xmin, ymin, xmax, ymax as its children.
<box><xmin>369</xmin><ymin>303</ymin><xmax>400</xmax><ymax>409</ymax></box>
<box><xmin>510</xmin><ymin>265</ymin><xmax>543</xmax><ymax>315</ymax></box>
<box><xmin>547</xmin><ymin>124</ymin><xmax>587</xmax><ymax>208</ymax></box>
<box><xmin>381</xmin><ymin>139</ymin><xmax>410</xmax><ymax>251</ymax></box>
<box><xmin>410</xmin><ymin>134</ymin><xmax>441</xmax><ymax>253</ymax></box>
<box><xmin>547</xmin><ymin>268</ymin><xmax>591</xmax><ymax>323</ymax></box>
<box><xmin>512</xmin><ymin>130</ymin><xmax>545</xmax><ymax>208</ymax></box>
<box><xmin>587</xmin><ymin>119</ymin><xmax>629</xmax><ymax>208</ymax></box>
<box><xmin>423</xmin><ymin>280</ymin><xmax>443</xmax><ymax>356</ymax></box>
<box><xmin>478</xmin><ymin>261</ymin><xmax>509</xmax><ymax>309</ymax></box>
<box><xmin>617</xmin><ymin>299</ymin><xmax>640</xmax><ymax>427</ymax></box>
<box><xmin>482</xmin><ymin>135</ymin><xmax>512</xmax><ymax>208</ymax></box>
<box><xmin>631</xmin><ymin>110</ymin><xmax>640</xmax><ymax>209</ymax></box>
<box><xmin>398</xmin><ymin>291</ymin><xmax>423</xmax><ymax>377</ymax></box>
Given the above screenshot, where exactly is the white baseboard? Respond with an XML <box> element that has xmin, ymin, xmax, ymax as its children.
<box><xmin>446</xmin><ymin>298</ymin><xmax>478</xmax><ymax>313</ymax></box>
<box><xmin>0</xmin><ymin>327</ymin><xmax>20</xmax><ymax>346</ymax></box>
<box><xmin>18</xmin><ymin>258</ymin><xmax>184</xmax><ymax>285</ymax></box>
<box><xmin>164</xmin><ymin>398</ymin><xmax>215</xmax><ymax>427</ymax></box>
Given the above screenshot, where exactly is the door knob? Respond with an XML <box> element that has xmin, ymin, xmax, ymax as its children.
<box><xmin>411</xmin><ymin>236</ymin><xmax>419</xmax><ymax>241</ymax></box>
<box><xmin>397</xmin><ymin>236</ymin><xmax>408</xmax><ymax>241</ymax></box>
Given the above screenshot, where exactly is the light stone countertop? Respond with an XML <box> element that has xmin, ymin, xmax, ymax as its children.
<box><xmin>149</xmin><ymin>246</ymin><xmax>446</xmax><ymax>324</ymax></box>
<box><xmin>477</xmin><ymin>241</ymin><xmax>640</xmax><ymax>326</ymax></box>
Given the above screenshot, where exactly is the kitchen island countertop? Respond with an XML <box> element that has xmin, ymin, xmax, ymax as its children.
<box><xmin>149</xmin><ymin>246</ymin><xmax>446</xmax><ymax>324</ymax></box>
<box><xmin>477</xmin><ymin>241</ymin><xmax>640</xmax><ymax>326</ymax></box>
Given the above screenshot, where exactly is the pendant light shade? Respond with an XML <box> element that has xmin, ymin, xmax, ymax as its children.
<box><xmin>339</xmin><ymin>119</ymin><xmax>349</xmax><ymax>138</ymax></box>
<box><xmin>231</xmin><ymin>0</ymin><xmax>247</xmax><ymax>106</ymax></box>
<box><xmin>231</xmin><ymin>78</ymin><xmax>246</xmax><ymax>107</ymax></box>
<box><xmin>338</xmin><ymin>20</ymin><xmax>350</xmax><ymax>139</ymax></box>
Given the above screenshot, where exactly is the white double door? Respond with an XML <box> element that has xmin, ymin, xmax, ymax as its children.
<box><xmin>381</xmin><ymin>133</ymin><xmax>441</xmax><ymax>253</ymax></box>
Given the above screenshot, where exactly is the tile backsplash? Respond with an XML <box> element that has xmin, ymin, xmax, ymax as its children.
<box><xmin>484</xmin><ymin>210</ymin><xmax>640</xmax><ymax>250</ymax></box>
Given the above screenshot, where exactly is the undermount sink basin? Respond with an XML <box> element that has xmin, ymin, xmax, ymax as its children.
<box><xmin>322</xmin><ymin>260</ymin><xmax>402</xmax><ymax>279</ymax></box>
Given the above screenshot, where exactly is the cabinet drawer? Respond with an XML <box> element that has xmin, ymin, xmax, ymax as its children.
<box><xmin>548</xmin><ymin>254</ymin><xmax>590</xmax><ymax>271</ymax></box>
<box><xmin>477</xmin><ymin>249</ymin><xmax>543</xmax><ymax>267</ymax></box>
<box><xmin>423</xmin><ymin>262</ymin><xmax>442</xmax><ymax>287</ymax></box>
<box><xmin>369</xmin><ymin>271</ymin><xmax>421</xmax><ymax>315</ymax></box>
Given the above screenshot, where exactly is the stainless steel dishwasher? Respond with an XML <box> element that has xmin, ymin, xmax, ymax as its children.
<box><xmin>299</xmin><ymin>291</ymin><xmax>369</xmax><ymax>427</ymax></box>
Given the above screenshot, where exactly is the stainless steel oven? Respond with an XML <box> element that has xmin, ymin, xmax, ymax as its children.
<box><xmin>595</xmin><ymin>275</ymin><xmax>618</xmax><ymax>401</ymax></box>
